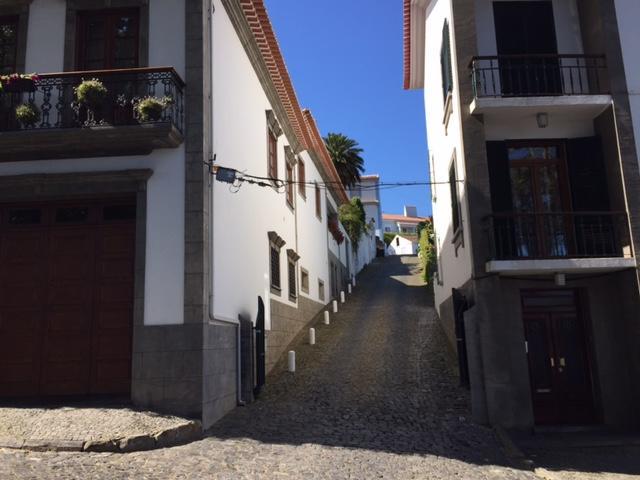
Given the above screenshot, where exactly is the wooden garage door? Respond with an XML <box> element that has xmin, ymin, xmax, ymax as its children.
<box><xmin>0</xmin><ymin>199</ymin><xmax>136</xmax><ymax>397</ymax></box>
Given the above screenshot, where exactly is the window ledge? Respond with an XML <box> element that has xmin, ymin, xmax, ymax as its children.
<box><xmin>270</xmin><ymin>286</ymin><xmax>281</xmax><ymax>296</ymax></box>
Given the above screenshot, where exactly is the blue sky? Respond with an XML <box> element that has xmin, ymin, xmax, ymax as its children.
<box><xmin>264</xmin><ymin>0</ymin><xmax>431</xmax><ymax>217</ymax></box>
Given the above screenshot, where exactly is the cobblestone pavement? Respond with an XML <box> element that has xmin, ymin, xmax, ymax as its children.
<box><xmin>530</xmin><ymin>446</ymin><xmax>640</xmax><ymax>480</ymax></box>
<box><xmin>0</xmin><ymin>256</ymin><xmax>537</xmax><ymax>479</ymax></box>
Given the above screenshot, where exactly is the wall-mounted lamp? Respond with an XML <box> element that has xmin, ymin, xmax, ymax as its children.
<box><xmin>536</xmin><ymin>112</ymin><xmax>549</xmax><ymax>129</ymax></box>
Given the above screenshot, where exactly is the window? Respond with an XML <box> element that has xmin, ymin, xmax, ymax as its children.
<box><xmin>286</xmin><ymin>249</ymin><xmax>300</xmax><ymax>302</ymax></box>
<box><xmin>449</xmin><ymin>161</ymin><xmax>462</xmax><ymax>242</ymax></box>
<box><xmin>76</xmin><ymin>9</ymin><xmax>140</xmax><ymax>70</ymax></box>
<box><xmin>0</xmin><ymin>16</ymin><xmax>19</xmax><ymax>74</ymax></box>
<box><xmin>286</xmin><ymin>162</ymin><xmax>294</xmax><ymax>208</ymax></box>
<box><xmin>270</xmin><ymin>245</ymin><xmax>281</xmax><ymax>292</ymax></box>
<box><xmin>267</xmin><ymin>129</ymin><xmax>278</xmax><ymax>180</ymax></box>
<box><xmin>298</xmin><ymin>159</ymin><xmax>306</xmax><ymax>198</ymax></box>
<box><xmin>268</xmin><ymin>231</ymin><xmax>286</xmax><ymax>295</ymax></box>
<box><xmin>440</xmin><ymin>19</ymin><xmax>453</xmax><ymax>103</ymax></box>
<box><xmin>300</xmin><ymin>268</ymin><xmax>309</xmax><ymax>293</ymax></box>
<box><xmin>318</xmin><ymin>279</ymin><xmax>325</xmax><ymax>302</ymax></box>
<box><xmin>315</xmin><ymin>183</ymin><xmax>322</xmax><ymax>219</ymax></box>
<box><xmin>396</xmin><ymin>237</ymin><xmax>400</xmax><ymax>246</ymax></box>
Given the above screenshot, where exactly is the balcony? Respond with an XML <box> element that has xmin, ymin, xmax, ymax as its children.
<box><xmin>469</xmin><ymin>54</ymin><xmax>612</xmax><ymax>117</ymax></box>
<box><xmin>0</xmin><ymin>67</ymin><xmax>184</xmax><ymax>162</ymax></box>
<box><xmin>484</xmin><ymin>211</ymin><xmax>636</xmax><ymax>274</ymax></box>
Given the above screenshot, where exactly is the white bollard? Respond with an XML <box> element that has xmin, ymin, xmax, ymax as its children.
<box><xmin>352</xmin><ymin>277</ymin><xmax>356</xmax><ymax>287</ymax></box>
<box><xmin>324</xmin><ymin>311</ymin><xmax>330</xmax><ymax>325</ymax></box>
<box><xmin>347</xmin><ymin>284</ymin><xmax>352</xmax><ymax>295</ymax></box>
<box><xmin>288</xmin><ymin>351</ymin><xmax>296</xmax><ymax>373</ymax></box>
<box><xmin>309</xmin><ymin>328</ymin><xmax>316</xmax><ymax>345</ymax></box>
<box><xmin>340</xmin><ymin>291</ymin><xmax>345</xmax><ymax>303</ymax></box>
<box><xmin>333</xmin><ymin>300</ymin><xmax>338</xmax><ymax>313</ymax></box>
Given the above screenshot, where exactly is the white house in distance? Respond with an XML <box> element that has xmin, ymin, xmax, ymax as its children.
<box><xmin>382</xmin><ymin>206</ymin><xmax>429</xmax><ymax>234</ymax></box>
<box><xmin>0</xmin><ymin>0</ymin><xmax>374</xmax><ymax>430</ymax></box>
<box><xmin>404</xmin><ymin>0</ymin><xmax>640</xmax><ymax>431</ymax></box>
<box><xmin>387</xmin><ymin>235</ymin><xmax>418</xmax><ymax>256</ymax></box>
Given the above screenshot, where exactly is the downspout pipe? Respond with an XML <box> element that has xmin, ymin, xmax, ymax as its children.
<box><xmin>206</xmin><ymin>1</ymin><xmax>244</xmax><ymax>407</ymax></box>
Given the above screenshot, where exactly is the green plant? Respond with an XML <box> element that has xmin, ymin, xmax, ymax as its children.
<box><xmin>418</xmin><ymin>221</ymin><xmax>436</xmax><ymax>284</ymax></box>
<box><xmin>15</xmin><ymin>103</ymin><xmax>40</xmax><ymax>127</ymax></box>
<box><xmin>135</xmin><ymin>96</ymin><xmax>172</xmax><ymax>122</ymax></box>
<box><xmin>338</xmin><ymin>197</ymin><xmax>368</xmax><ymax>251</ymax></box>
<box><xmin>323</xmin><ymin>132</ymin><xmax>365</xmax><ymax>188</ymax></box>
<box><xmin>74</xmin><ymin>79</ymin><xmax>108</xmax><ymax>107</ymax></box>
<box><xmin>383</xmin><ymin>232</ymin><xmax>396</xmax><ymax>246</ymax></box>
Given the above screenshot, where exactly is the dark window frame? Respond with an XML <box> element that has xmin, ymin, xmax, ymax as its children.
<box><xmin>298</xmin><ymin>159</ymin><xmax>306</xmax><ymax>199</ymax></box>
<box><xmin>268</xmin><ymin>129</ymin><xmax>278</xmax><ymax>180</ymax></box>
<box><xmin>440</xmin><ymin>19</ymin><xmax>453</xmax><ymax>104</ymax></box>
<box><xmin>449</xmin><ymin>156</ymin><xmax>464</xmax><ymax>251</ymax></box>
<box><xmin>285</xmin><ymin>161</ymin><xmax>294</xmax><ymax>209</ymax></box>
<box><xmin>75</xmin><ymin>7</ymin><xmax>141</xmax><ymax>71</ymax></box>
<box><xmin>315</xmin><ymin>182</ymin><xmax>322</xmax><ymax>220</ymax></box>
<box><xmin>63</xmin><ymin>0</ymin><xmax>149</xmax><ymax>72</ymax></box>
<box><xmin>288</xmin><ymin>258</ymin><xmax>297</xmax><ymax>301</ymax></box>
<box><xmin>0</xmin><ymin>5</ymin><xmax>28</xmax><ymax>74</ymax></box>
<box><xmin>318</xmin><ymin>279</ymin><xmax>325</xmax><ymax>302</ymax></box>
<box><xmin>268</xmin><ymin>231</ymin><xmax>286</xmax><ymax>295</ymax></box>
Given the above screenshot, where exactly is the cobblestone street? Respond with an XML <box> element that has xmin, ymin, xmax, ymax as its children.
<box><xmin>0</xmin><ymin>256</ymin><xmax>537</xmax><ymax>479</ymax></box>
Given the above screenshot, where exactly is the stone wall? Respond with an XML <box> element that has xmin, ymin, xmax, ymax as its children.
<box><xmin>266</xmin><ymin>296</ymin><xmax>325</xmax><ymax>374</ymax></box>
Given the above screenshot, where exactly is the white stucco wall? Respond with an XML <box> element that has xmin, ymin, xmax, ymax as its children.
<box><xmin>614</xmin><ymin>0</ymin><xmax>640</xmax><ymax>171</ymax></box>
<box><xmin>424</xmin><ymin>0</ymin><xmax>473</xmax><ymax>312</ymax></box>
<box><xmin>3</xmin><ymin>0</ymin><xmax>187</xmax><ymax>326</ymax></box>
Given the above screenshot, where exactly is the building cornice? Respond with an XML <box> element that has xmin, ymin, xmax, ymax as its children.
<box><xmin>403</xmin><ymin>0</ymin><xmax>428</xmax><ymax>90</ymax></box>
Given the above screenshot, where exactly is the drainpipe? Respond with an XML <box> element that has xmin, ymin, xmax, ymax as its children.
<box><xmin>206</xmin><ymin>1</ymin><xmax>244</xmax><ymax>406</ymax></box>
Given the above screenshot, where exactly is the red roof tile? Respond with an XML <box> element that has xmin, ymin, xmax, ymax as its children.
<box><xmin>403</xmin><ymin>0</ymin><xmax>412</xmax><ymax>90</ymax></box>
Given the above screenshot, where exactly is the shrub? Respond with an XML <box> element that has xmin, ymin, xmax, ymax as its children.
<box><xmin>136</xmin><ymin>96</ymin><xmax>172</xmax><ymax>122</ymax></box>
<box><xmin>418</xmin><ymin>221</ymin><xmax>436</xmax><ymax>283</ymax></box>
<box><xmin>15</xmin><ymin>103</ymin><xmax>40</xmax><ymax>127</ymax></box>
<box><xmin>338</xmin><ymin>197</ymin><xmax>368</xmax><ymax>251</ymax></box>
<box><xmin>74</xmin><ymin>79</ymin><xmax>108</xmax><ymax>107</ymax></box>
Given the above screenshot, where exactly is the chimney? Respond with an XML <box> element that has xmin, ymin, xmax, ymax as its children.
<box><xmin>404</xmin><ymin>205</ymin><xmax>417</xmax><ymax>217</ymax></box>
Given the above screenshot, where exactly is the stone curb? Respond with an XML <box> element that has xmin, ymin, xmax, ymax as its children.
<box><xmin>494</xmin><ymin>426</ymin><xmax>536</xmax><ymax>471</ymax></box>
<box><xmin>0</xmin><ymin>421</ymin><xmax>202</xmax><ymax>454</ymax></box>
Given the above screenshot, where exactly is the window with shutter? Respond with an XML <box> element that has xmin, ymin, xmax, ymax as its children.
<box><xmin>298</xmin><ymin>160</ymin><xmax>306</xmax><ymax>198</ymax></box>
<box><xmin>286</xmin><ymin>162</ymin><xmax>294</xmax><ymax>208</ymax></box>
<box><xmin>315</xmin><ymin>183</ymin><xmax>322</xmax><ymax>219</ymax></box>
<box><xmin>440</xmin><ymin>20</ymin><xmax>453</xmax><ymax>103</ymax></box>
<box><xmin>268</xmin><ymin>130</ymin><xmax>278</xmax><ymax>179</ymax></box>
<box><xmin>300</xmin><ymin>268</ymin><xmax>309</xmax><ymax>293</ymax></box>
<box><xmin>449</xmin><ymin>161</ymin><xmax>461</xmax><ymax>235</ymax></box>
<box><xmin>288</xmin><ymin>259</ymin><xmax>297</xmax><ymax>301</ymax></box>
<box><xmin>0</xmin><ymin>16</ymin><xmax>19</xmax><ymax>75</ymax></box>
<box><xmin>270</xmin><ymin>246</ymin><xmax>280</xmax><ymax>292</ymax></box>
<box><xmin>318</xmin><ymin>279</ymin><xmax>325</xmax><ymax>301</ymax></box>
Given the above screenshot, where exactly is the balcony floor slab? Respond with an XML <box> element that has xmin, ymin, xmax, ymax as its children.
<box><xmin>486</xmin><ymin>257</ymin><xmax>637</xmax><ymax>275</ymax></box>
<box><xmin>0</xmin><ymin>124</ymin><xmax>183</xmax><ymax>162</ymax></box>
<box><xmin>470</xmin><ymin>95</ymin><xmax>613</xmax><ymax>118</ymax></box>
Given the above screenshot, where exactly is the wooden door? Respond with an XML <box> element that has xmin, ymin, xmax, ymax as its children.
<box><xmin>522</xmin><ymin>290</ymin><xmax>596</xmax><ymax>425</ymax></box>
<box><xmin>0</xmin><ymin>200</ymin><xmax>136</xmax><ymax>398</ymax></box>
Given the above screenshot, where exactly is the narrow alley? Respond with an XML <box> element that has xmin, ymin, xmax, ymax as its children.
<box><xmin>0</xmin><ymin>257</ymin><xmax>535</xmax><ymax>479</ymax></box>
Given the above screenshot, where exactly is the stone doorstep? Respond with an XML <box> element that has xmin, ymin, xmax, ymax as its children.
<box><xmin>0</xmin><ymin>421</ymin><xmax>203</xmax><ymax>454</ymax></box>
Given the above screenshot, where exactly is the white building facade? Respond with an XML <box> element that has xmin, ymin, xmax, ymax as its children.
<box><xmin>0</xmin><ymin>0</ymin><xmax>369</xmax><ymax>429</ymax></box>
<box><xmin>405</xmin><ymin>0</ymin><xmax>640</xmax><ymax>430</ymax></box>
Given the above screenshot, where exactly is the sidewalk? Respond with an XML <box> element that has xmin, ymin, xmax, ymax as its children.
<box><xmin>0</xmin><ymin>403</ymin><xmax>201</xmax><ymax>452</ymax></box>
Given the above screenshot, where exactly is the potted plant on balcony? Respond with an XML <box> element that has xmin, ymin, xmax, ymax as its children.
<box><xmin>74</xmin><ymin>78</ymin><xmax>108</xmax><ymax>109</ymax></box>
<box><xmin>0</xmin><ymin>73</ymin><xmax>39</xmax><ymax>93</ymax></box>
<box><xmin>134</xmin><ymin>96</ymin><xmax>173</xmax><ymax>122</ymax></box>
<box><xmin>14</xmin><ymin>103</ymin><xmax>40</xmax><ymax>128</ymax></box>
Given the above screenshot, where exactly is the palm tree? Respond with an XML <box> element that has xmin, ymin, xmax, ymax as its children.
<box><xmin>324</xmin><ymin>133</ymin><xmax>365</xmax><ymax>188</ymax></box>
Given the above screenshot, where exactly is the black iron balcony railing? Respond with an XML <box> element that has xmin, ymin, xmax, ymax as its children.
<box><xmin>486</xmin><ymin>212</ymin><xmax>632</xmax><ymax>261</ymax></box>
<box><xmin>0</xmin><ymin>67</ymin><xmax>184</xmax><ymax>133</ymax></box>
<box><xmin>470</xmin><ymin>54</ymin><xmax>608</xmax><ymax>98</ymax></box>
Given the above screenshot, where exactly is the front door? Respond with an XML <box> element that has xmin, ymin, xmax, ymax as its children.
<box><xmin>493</xmin><ymin>1</ymin><xmax>561</xmax><ymax>96</ymax></box>
<box><xmin>522</xmin><ymin>290</ymin><xmax>597</xmax><ymax>425</ymax></box>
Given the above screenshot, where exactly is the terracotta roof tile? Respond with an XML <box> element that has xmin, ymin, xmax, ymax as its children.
<box><xmin>403</xmin><ymin>0</ymin><xmax>411</xmax><ymax>90</ymax></box>
<box><xmin>239</xmin><ymin>0</ymin><xmax>348</xmax><ymax>204</ymax></box>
